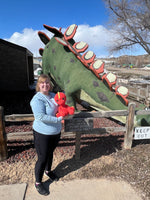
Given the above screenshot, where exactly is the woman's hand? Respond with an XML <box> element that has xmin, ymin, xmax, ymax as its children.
<box><xmin>61</xmin><ymin>117</ymin><xmax>64</xmax><ymax>124</ymax></box>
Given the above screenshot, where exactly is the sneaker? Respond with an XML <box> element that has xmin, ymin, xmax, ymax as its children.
<box><xmin>44</xmin><ymin>171</ymin><xmax>59</xmax><ymax>181</ymax></box>
<box><xmin>35</xmin><ymin>183</ymin><xmax>49</xmax><ymax>196</ymax></box>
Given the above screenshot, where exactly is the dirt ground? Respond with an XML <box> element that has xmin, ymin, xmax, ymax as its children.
<box><xmin>1</xmin><ymin>118</ymin><xmax>150</xmax><ymax>200</ymax></box>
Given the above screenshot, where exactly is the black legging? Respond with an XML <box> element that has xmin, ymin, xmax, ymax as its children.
<box><xmin>33</xmin><ymin>130</ymin><xmax>61</xmax><ymax>183</ymax></box>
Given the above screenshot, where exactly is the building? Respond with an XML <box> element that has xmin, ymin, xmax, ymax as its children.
<box><xmin>0</xmin><ymin>39</ymin><xmax>34</xmax><ymax>91</ymax></box>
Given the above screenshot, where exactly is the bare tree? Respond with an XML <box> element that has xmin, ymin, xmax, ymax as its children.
<box><xmin>104</xmin><ymin>0</ymin><xmax>150</xmax><ymax>55</ymax></box>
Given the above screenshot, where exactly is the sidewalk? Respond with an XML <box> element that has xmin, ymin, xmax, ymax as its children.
<box><xmin>0</xmin><ymin>179</ymin><xmax>142</xmax><ymax>200</ymax></box>
<box><xmin>0</xmin><ymin>183</ymin><xmax>27</xmax><ymax>200</ymax></box>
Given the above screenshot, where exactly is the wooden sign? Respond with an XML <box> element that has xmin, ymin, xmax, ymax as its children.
<box><xmin>64</xmin><ymin>118</ymin><xmax>93</xmax><ymax>132</ymax></box>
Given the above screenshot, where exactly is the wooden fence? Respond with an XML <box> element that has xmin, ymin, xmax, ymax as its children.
<box><xmin>128</xmin><ymin>85</ymin><xmax>150</xmax><ymax>104</ymax></box>
<box><xmin>0</xmin><ymin>103</ymin><xmax>150</xmax><ymax>161</ymax></box>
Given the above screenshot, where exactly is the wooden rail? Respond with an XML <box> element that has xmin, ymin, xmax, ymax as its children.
<box><xmin>0</xmin><ymin>103</ymin><xmax>150</xmax><ymax>161</ymax></box>
<box><xmin>128</xmin><ymin>85</ymin><xmax>150</xmax><ymax>104</ymax></box>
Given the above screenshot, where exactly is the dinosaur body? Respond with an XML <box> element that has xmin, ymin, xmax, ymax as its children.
<box><xmin>38</xmin><ymin>24</ymin><xmax>150</xmax><ymax>126</ymax></box>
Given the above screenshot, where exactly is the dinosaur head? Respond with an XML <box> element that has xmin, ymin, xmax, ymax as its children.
<box><xmin>54</xmin><ymin>92</ymin><xmax>66</xmax><ymax>106</ymax></box>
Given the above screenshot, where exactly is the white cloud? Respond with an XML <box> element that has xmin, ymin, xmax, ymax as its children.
<box><xmin>4</xmin><ymin>25</ymin><xmax>118</xmax><ymax>57</ymax></box>
<box><xmin>74</xmin><ymin>25</ymin><xmax>111</xmax><ymax>47</ymax></box>
<box><xmin>5</xmin><ymin>28</ymin><xmax>45</xmax><ymax>56</ymax></box>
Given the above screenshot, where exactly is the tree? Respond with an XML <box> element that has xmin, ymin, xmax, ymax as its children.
<box><xmin>104</xmin><ymin>0</ymin><xmax>150</xmax><ymax>55</ymax></box>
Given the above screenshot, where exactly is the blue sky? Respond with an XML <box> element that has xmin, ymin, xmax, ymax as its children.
<box><xmin>0</xmin><ymin>0</ymin><xmax>146</xmax><ymax>57</ymax></box>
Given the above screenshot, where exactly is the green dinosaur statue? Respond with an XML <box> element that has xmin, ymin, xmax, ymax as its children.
<box><xmin>38</xmin><ymin>24</ymin><xmax>150</xmax><ymax>126</ymax></box>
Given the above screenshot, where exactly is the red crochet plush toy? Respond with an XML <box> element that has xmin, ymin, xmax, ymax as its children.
<box><xmin>54</xmin><ymin>92</ymin><xmax>75</xmax><ymax>117</ymax></box>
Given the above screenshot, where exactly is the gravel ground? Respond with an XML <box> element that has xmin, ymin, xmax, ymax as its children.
<box><xmin>0</xmin><ymin>116</ymin><xmax>150</xmax><ymax>200</ymax></box>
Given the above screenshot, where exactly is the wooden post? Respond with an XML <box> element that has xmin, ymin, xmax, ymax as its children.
<box><xmin>0</xmin><ymin>106</ymin><xmax>8</xmax><ymax>161</ymax></box>
<box><xmin>123</xmin><ymin>103</ymin><xmax>135</xmax><ymax>149</ymax></box>
<box><xmin>137</xmin><ymin>86</ymin><xmax>140</xmax><ymax>101</ymax></box>
<box><xmin>75</xmin><ymin>132</ymin><xmax>81</xmax><ymax>160</ymax></box>
<box><xmin>146</xmin><ymin>85</ymin><xmax>149</xmax><ymax>99</ymax></box>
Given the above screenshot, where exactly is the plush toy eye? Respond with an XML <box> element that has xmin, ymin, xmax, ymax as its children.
<box><xmin>62</xmin><ymin>98</ymin><xmax>65</xmax><ymax>100</ymax></box>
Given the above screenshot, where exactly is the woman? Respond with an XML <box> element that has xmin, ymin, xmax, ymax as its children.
<box><xmin>30</xmin><ymin>74</ymin><xmax>62</xmax><ymax>196</ymax></box>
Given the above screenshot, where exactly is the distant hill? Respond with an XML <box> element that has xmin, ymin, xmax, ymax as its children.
<box><xmin>100</xmin><ymin>54</ymin><xmax>150</xmax><ymax>68</ymax></box>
